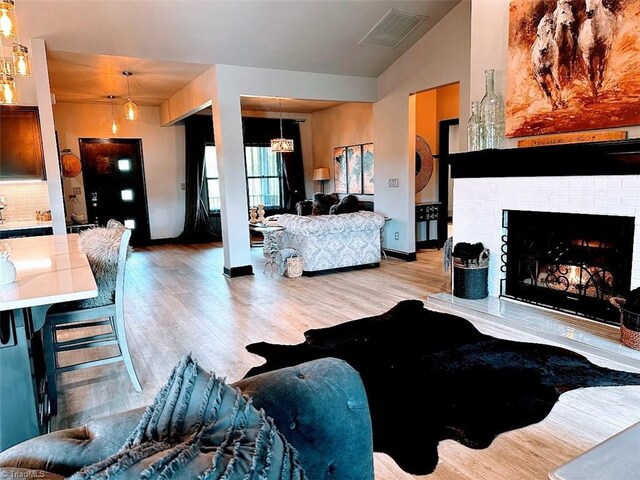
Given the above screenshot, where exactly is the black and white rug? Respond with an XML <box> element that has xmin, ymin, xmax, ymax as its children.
<box><xmin>245</xmin><ymin>300</ymin><xmax>640</xmax><ymax>475</ymax></box>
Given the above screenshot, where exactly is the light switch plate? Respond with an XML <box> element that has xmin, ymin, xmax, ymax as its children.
<box><xmin>388</xmin><ymin>178</ymin><xmax>399</xmax><ymax>188</ymax></box>
<box><xmin>72</xmin><ymin>187</ymin><xmax>82</xmax><ymax>195</ymax></box>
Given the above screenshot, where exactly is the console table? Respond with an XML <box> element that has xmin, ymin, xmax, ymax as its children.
<box><xmin>0</xmin><ymin>234</ymin><xmax>97</xmax><ymax>451</ymax></box>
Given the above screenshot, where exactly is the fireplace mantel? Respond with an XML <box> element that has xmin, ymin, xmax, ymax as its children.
<box><xmin>450</xmin><ymin>139</ymin><xmax>640</xmax><ymax>179</ymax></box>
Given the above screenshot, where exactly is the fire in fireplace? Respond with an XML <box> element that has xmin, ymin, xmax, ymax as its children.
<box><xmin>501</xmin><ymin>210</ymin><xmax>635</xmax><ymax>325</ymax></box>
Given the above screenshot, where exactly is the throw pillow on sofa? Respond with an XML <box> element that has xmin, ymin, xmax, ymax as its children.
<box><xmin>70</xmin><ymin>354</ymin><xmax>307</xmax><ymax>480</ymax></box>
<box><xmin>311</xmin><ymin>193</ymin><xmax>339</xmax><ymax>215</ymax></box>
<box><xmin>330</xmin><ymin>194</ymin><xmax>361</xmax><ymax>215</ymax></box>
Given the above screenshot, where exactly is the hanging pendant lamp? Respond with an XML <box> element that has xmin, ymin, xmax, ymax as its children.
<box><xmin>0</xmin><ymin>70</ymin><xmax>16</xmax><ymax>104</ymax></box>
<box><xmin>270</xmin><ymin>99</ymin><xmax>294</xmax><ymax>153</ymax></box>
<box><xmin>122</xmin><ymin>71</ymin><xmax>137</xmax><ymax>121</ymax></box>
<box><xmin>0</xmin><ymin>0</ymin><xmax>17</xmax><ymax>39</ymax></box>
<box><xmin>108</xmin><ymin>95</ymin><xmax>118</xmax><ymax>134</ymax></box>
<box><xmin>11</xmin><ymin>43</ymin><xmax>29</xmax><ymax>76</ymax></box>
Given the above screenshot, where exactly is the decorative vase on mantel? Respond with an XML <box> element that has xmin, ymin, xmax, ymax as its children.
<box><xmin>467</xmin><ymin>101</ymin><xmax>483</xmax><ymax>151</ymax></box>
<box><xmin>480</xmin><ymin>69</ymin><xmax>505</xmax><ymax>149</ymax></box>
<box><xmin>0</xmin><ymin>251</ymin><xmax>16</xmax><ymax>285</ymax></box>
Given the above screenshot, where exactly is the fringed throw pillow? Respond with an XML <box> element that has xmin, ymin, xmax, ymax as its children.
<box><xmin>70</xmin><ymin>354</ymin><xmax>307</xmax><ymax>480</ymax></box>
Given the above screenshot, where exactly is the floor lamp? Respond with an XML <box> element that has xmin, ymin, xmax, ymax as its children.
<box><xmin>313</xmin><ymin>167</ymin><xmax>330</xmax><ymax>193</ymax></box>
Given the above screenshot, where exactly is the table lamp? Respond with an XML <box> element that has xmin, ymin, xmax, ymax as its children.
<box><xmin>313</xmin><ymin>167</ymin><xmax>331</xmax><ymax>193</ymax></box>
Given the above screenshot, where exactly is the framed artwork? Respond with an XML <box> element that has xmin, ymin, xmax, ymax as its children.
<box><xmin>333</xmin><ymin>147</ymin><xmax>347</xmax><ymax>194</ymax></box>
<box><xmin>506</xmin><ymin>0</ymin><xmax>640</xmax><ymax>137</ymax></box>
<box><xmin>333</xmin><ymin>143</ymin><xmax>374</xmax><ymax>195</ymax></box>
<box><xmin>362</xmin><ymin>143</ymin><xmax>374</xmax><ymax>194</ymax></box>
<box><xmin>347</xmin><ymin>145</ymin><xmax>362</xmax><ymax>194</ymax></box>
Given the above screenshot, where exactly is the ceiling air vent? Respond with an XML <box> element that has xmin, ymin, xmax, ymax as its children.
<box><xmin>359</xmin><ymin>9</ymin><xmax>428</xmax><ymax>49</ymax></box>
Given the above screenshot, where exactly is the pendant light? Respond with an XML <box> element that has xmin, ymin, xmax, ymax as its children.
<box><xmin>0</xmin><ymin>70</ymin><xmax>16</xmax><ymax>104</ymax></box>
<box><xmin>0</xmin><ymin>0</ymin><xmax>30</xmax><ymax>104</ymax></box>
<box><xmin>108</xmin><ymin>95</ymin><xmax>118</xmax><ymax>134</ymax></box>
<box><xmin>0</xmin><ymin>0</ymin><xmax>17</xmax><ymax>39</ymax></box>
<box><xmin>122</xmin><ymin>71</ymin><xmax>137</xmax><ymax>121</ymax></box>
<box><xmin>270</xmin><ymin>99</ymin><xmax>294</xmax><ymax>153</ymax></box>
<box><xmin>12</xmin><ymin>42</ymin><xmax>29</xmax><ymax>76</ymax></box>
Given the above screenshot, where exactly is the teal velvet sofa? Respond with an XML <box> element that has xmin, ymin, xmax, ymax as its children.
<box><xmin>0</xmin><ymin>358</ymin><xmax>374</xmax><ymax>480</ymax></box>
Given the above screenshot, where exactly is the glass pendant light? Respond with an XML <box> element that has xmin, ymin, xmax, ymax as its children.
<box><xmin>0</xmin><ymin>0</ymin><xmax>17</xmax><ymax>39</ymax></box>
<box><xmin>122</xmin><ymin>71</ymin><xmax>137</xmax><ymax>121</ymax></box>
<box><xmin>270</xmin><ymin>99</ymin><xmax>294</xmax><ymax>153</ymax></box>
<box><xmin>11</xmin><ymin>43</ymin><xmax>29</xmax><ymax>76</ymax></box>
<box><xmin>108</xmin><ymin>95</ymin><xmax>118</xmax><ymax>134</ymax></box>
<box><xmin>0</xmin><ymin>71</ymin><xmax>16</xmax><ymax>104</ymax></box>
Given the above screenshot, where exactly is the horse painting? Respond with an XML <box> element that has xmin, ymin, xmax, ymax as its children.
<box><xmin>507</xmin><ymin>0</ymin><xmax>640</xmax><ymax>137</ymax></box>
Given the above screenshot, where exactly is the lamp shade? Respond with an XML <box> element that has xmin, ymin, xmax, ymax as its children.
<box><xmin>313</xmin><ymin>167</ymin><xmax>330</xmax><ymax>181</ymax></box>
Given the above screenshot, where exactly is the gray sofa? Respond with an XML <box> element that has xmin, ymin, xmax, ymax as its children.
<box><xmin>275</xmin><ymin>211</ymin><xmax>385</xmax><ymax>273</ymax></box>
<box><xmin>0</xmin><ymin>358</ymin><xmax>374</xmax><ymax>480</ymax></box>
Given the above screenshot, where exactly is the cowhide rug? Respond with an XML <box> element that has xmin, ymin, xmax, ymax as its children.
<box><xmin>245</xmin><ymin>300</ymin><xmax>640</xmax><ymax>475</ymax></box>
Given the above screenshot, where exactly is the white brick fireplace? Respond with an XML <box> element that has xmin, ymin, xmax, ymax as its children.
<box><xmin>453</xmin><ymin>174</ymin><xmax>640</xmax><ymax>298</ymax></box>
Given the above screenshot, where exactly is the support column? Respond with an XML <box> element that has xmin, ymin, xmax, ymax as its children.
<box><xmin>211</xmin><ymin>67</ymin><xmax>253</xmax><ymax>277</ymax></box>
<box><xmin>31</xmin><ymin>39</ymin><xmax>66</xmax><ymax>235</ymax></box>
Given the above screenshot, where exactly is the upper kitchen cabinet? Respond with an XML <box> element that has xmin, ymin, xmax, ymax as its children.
<box><xmin>0</xmin><ymin>106</ymin><xmax>45</xmax><ymax>179</ymax></box>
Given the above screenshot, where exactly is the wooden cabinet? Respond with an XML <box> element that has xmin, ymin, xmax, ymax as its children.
<box><xmin>0</xmin><ymin>106</ymin><xmax>45</xmax><ymax>179</ymax></box>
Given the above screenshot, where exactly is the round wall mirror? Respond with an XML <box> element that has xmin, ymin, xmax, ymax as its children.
<box><xmin>415</xmin><ymin>135</ymin><xmax>434</xmax><ymax>193</ymax></box>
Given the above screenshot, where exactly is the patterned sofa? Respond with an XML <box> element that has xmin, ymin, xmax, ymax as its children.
<box><xmin>275</xmin><ymin>211</ymin><xmax>385</xmax><ymax>272</ymax></box>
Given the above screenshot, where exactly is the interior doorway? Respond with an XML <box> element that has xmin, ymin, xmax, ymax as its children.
<box><xmin>79</xmin><ymin>138</ymin><xmax>151</xmax><ymax>246</ymax></box>
<box><xmin>410</xmin><ymin>82</ymin><xmax>460</xmax><ymax>249</ymax></box>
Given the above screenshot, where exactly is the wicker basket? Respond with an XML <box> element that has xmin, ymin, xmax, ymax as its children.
<box><xmin>611</xmin><ymin>297</ymin><xmax>640</xmax><ymax>351</ymax></box>
<box><xmin>284</xmin><ymin>254</ymin><xmax>303</xmax><ymax>278</ymax></box>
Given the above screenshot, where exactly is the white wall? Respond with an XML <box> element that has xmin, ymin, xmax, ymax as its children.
<box><xmin>470</xmin><ymin>0</ymin><xmax>640</xmax><ymax>145</ymax></box>
<box><xmin>310</xmin><ymin>102</ymin><xmax>374</xmax><ymax>196</ymax></box>
<box><xmin>374</xmin><ymin>1</ymin><xmax>471</xmax><ymax>253</ymax></box>
<box><xmin>53</xmin><ymin>103</ymin><xmax>186</xmax><ymax>239</ymax></box>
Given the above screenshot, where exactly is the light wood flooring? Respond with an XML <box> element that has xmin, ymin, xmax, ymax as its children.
<box><xmin>53</xmin><ymin>243</ymin><xmax>640</xmax><ymax>480</ymax></box>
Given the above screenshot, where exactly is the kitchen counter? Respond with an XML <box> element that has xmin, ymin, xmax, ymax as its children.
<box><xmin>0</xmin><ymin>220</ymin><xmax>53</xmax><ymax>231</ymax></box>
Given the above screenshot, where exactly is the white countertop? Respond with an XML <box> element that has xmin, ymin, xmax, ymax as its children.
<box><xmin>0</xmin><ymin>220</ymin><xmax>53</xmax><ymax>231</ymax></box>
<box><xmin>0</xmin><ymin>234</ymin><xmax>97</xmax><ymax>311</ymax></box>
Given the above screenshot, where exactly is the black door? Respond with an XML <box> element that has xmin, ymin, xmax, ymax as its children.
<box><xmin>79</xmin><ymin>138</ymin><xmax>151</xmax><ymax>246</ymax></box>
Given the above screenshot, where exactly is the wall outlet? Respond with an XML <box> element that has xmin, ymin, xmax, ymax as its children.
<box><xmin>394</xmin><ymin>232</ymin><xmax>399</xmax><ymax>240</ymax></box>
<box><xmin>388</xmin><ymin>178</ymin><xmax>400</xmax><ymax>188</ymax></box>
<box><xmin>72</xmin><ymin>187</ymin><xmax>82</xmax><ymax>195</ymax></box>
<box><xmin>181</xmin><ymin>183</ymin><xmax>186</xmax><ymax>191</ymax></box>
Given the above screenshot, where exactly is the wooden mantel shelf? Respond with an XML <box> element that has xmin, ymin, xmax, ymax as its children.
<box><xmin>449</xmin><ymin>139</ymin><xmax>640</xmax><ymax>179</ymax></box>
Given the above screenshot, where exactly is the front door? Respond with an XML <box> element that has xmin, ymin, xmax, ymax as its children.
<box><xmin>79</xmin><ymin>138</ymin><xmax>151</xmax><ymax>246</ymax></box>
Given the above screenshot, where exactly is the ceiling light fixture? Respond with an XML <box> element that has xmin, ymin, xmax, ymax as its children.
<box><xmin>108</xmin><ymin>95</ymin><xmax>118</xmax><ymax>135</ymax></box>
<box><xmin>0</xmin><ymin>0</ymin><xmax>30</xmax><ymax>104</ymax></box>
<box><xmin>122</xmin><ymin>71</ymin><xmax>137</xmax><ymax>121</ymax></box>
<box><xmin>270</xmin><ymin>99</ymin><xmax>294</xmax><ymax>153</ymax></box>
<box><xmin>0</xmin><ymin>0</ymin><xmax>17</xmax><ymax>39</ymax></box>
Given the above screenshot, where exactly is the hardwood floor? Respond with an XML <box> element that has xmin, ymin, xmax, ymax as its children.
<box><xmin>53</xmin><ymin>243</ymin><xmax>640</xmax><ymax>479</ymax></box>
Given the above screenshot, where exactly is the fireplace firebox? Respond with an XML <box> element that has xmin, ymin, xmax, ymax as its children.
<box><xmin>501</xmin><ymin>210</ymin><xmax>635</xmax><ymax>325</ymax></box>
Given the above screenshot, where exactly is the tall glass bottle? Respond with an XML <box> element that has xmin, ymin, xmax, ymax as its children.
<box><xmin>480</xmin><ymin>69</ymin><xmax>505</xmax><ymax>149</ymax></box>
<box><xmin>467</xmin><ymin>101</ymin><xmax>483</xmax><ymax>151</ymax></box>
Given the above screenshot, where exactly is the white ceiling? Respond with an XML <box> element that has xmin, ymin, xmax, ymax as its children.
<box><xmin>20</xmin><ymin>0</ymin><xmax>462</xmax><ymax>78</ymax></box>
<box><xmin>29</xmin><ymin>1</ymin><xmax>462</xmax><ymax>110</ymax></box>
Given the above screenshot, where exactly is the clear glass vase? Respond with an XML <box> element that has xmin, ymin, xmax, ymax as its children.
<box><xmin>467</xmin><ymin>101</ymin><xmax>483</xmax><ymax>151</ymax></box>
<box><xmin>480</xmin><ymin>69</ymin><xmax>505</xmax><ymax>149</ymax></box>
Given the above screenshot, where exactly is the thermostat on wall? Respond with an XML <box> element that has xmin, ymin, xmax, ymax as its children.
<box><xmin>388</xmin><ymin>178</ymin><xmax>399</xmax><ymax>187</ymax></box>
